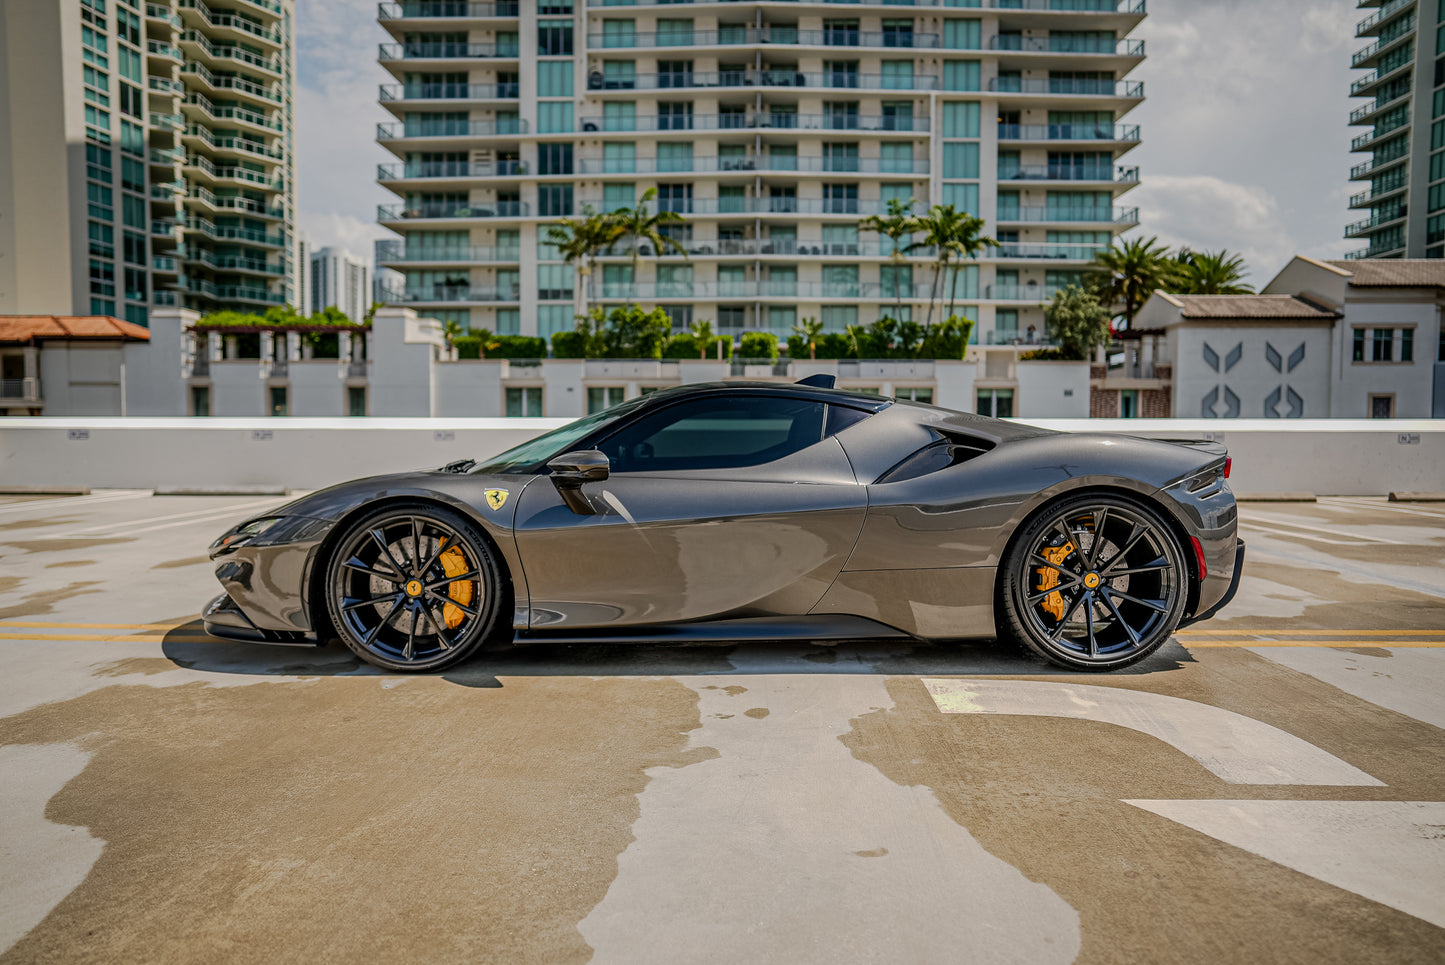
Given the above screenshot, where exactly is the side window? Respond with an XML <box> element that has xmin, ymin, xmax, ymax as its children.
<box><xmin>597</xmin><ymin>397</ymin><xmax>828</xmax><ymax>472</ymax></box>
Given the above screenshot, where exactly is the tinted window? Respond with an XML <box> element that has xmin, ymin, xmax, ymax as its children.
<box><xmin>598</xmin><ymin>396</ymin><xmax>827</xmax><ymax>472</ymax></box>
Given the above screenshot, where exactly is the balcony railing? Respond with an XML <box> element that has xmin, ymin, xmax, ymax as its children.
<box><xmin>377</xmin><ymin>119</ymin><xmax>528</xmax><ymax>138</ymax></box>
<box><xmin>376</xmin><ymin>241</ymin><xmax>522</xmax><ymax>263</ymax></box>
<box><xmin>579</xmin><ymin>198</ymin><xmax>917</xmax><ymax>216</ymax></box>
<box><xmin>588</xmin><ymin>28</ymin><xmax>942</xmax><ymax>49</ymax></box>
<box><xmin>1352</xmin><ymin>120</ymin><xmax>1410</xmax><ymax>151</ymax></box>
<box><xmin>585</xmin><ymin>69</ymin><xmax>941</xmax><ymax>92</ymax></box>
<box><xmin>1349</xmin><ymin>87</ymin><xmax>1411</xmax><ymax>123</ymax></box>
<box><xmin>998</xmin><ymin>122</ymin><xmax>1140</xmax><ymax>141</ymax></box>
<box><xmin>378</xmin><ymin>160</ymin><xmax>527</xmax><ymax>179</ymax></box>
<box><xmin>380</xmin><ymin>82</ymin><xmax>520</xmax><ymax>101</ymax></box>
<box><xmin>994</xmin><ymin>243</ymin><xmax>1110</xmax><ymax>260</ymax></box>
<box><xmin>145</xmin><ymin>3</ymin><xmax>183</xmax><ymax>26</ymax></box>
<box><xmin>1356</xmin><ymin>0</ymin><xmax>1416</xmax><ymax>36</ymax></box>
<box><xmin>1349</xmin><ymin>170</ymin><xmax>1410</xmax><ymax>207</ymax></box>
<box><xmin>184</xmin><ymin>217</ymin><xmax>286</xmax><ymax>246</ymax></box>
<box><xmin>984</xmin><ymin>283</ymin><xmax>1069</xmax><ymax>301</ymax></box>
<box><xmin>988</xmin><ymin>77</ymin><xmax>1144</xmax><ymax>97</ymax></box>
<box><xmin>378</xmin><ymin>201</ymin><xmax>529</xmax><ymax>220</ymax></box>
<box><xmin>1345</xmin><ymin>208</ymin><xmax>1407</xmax><ymax>235</ymax></box>
<box><xmin>150</xmin><ymin>148</ymin><xmax>183</xmax><ymax>166</ymax></box>
<box><xmin>147</xmin><ymin>40</ymin><xmax>183</xmax><ymax>59</ymax></box>
<box><xmin>999</xmin><ymin>163</ymin><xmax>1138</xmax><ymax>183</ymax></box>
<box><xmin>576</xmin><ymin>112</ymin><xmax>930</xmax><ymax>133</ymax></box>
<box><xmin>591</xmin><ymin>239</ymin><xmax>940</xmax><ymax>259</ymax></box>
<box><xmin>377</xmin><ymin>1</ymin><xmax>520</xmax><ymax>17</ymax></box>
<box><xmin>0</xmin><ymin>379</ymin><xmax>42</xmax><ymax>403</ymax></box>
<box><xmin>587</xmin><ymin>282</ymin><xmax>931</xmax><ymax>300</ymax></box>
<box><xmin>1352</xmin><ymin>18</ymin><xmax>1416</xmax><ymax>67</ymax></box>
<box><xmin>990</xmin><ymin>35</ymin><xmax>1145</xmax><ymax>55</ymax></box>
<box><xmin>575</xmin><ymin>155</ymin><xmax>929</xmax><ymax>175</ymax></box>
<box><xmin>997</xmin><ymin>206</ymin><xmax>1139</xmax><ymax>223</ymax></box>
<box><xmin>378</xmin><ymin>41</ymin><xmax>520</xmax><ymax>60</ymax></box>
<box><xmin>584</xmin><ymin>0</ymin><xmax>1147</xmax><ymax>7</ymax></box>
<box><xmin>384</xmin><ymin>286</ymin><xmax>521</xmax><ymax>303</ymax></box>
<box><xmin>1350</xmin><ymin>151</ymin><xmax>1409</xmax><ymax>178</ymax></box>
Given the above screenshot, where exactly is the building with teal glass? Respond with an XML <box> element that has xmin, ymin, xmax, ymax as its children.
<box><xmin>374</xmin><ymin>1</ymin><xmax>1144</xmax><ymax>362</ymax></box>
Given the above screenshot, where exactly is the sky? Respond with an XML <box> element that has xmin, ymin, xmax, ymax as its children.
<box><xmin>294</xmin><ymin>0</ymin><xmax>1362</xmax><ymax>288</ymax></box>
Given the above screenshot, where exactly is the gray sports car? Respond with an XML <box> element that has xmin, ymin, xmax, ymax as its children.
<box><xmin>204</xmin><ymin>378</ymin><xmax>1243</xmax><ymax>673</ymax></box>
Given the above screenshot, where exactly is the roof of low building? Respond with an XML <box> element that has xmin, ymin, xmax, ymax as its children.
<box><xmin>1155</xmin><ymin>292</ymin><xmax>1341</xmax><ymax>320</ymax></box>
<box><xmin>0</xmin><ymin>315</ymin><xmax>151</xmax><ymax>343</ymax></box>
<box><xmin>1323</xmin><ymin>260</ymin><xmax>1445</xmax><ymax>288</ymax></box>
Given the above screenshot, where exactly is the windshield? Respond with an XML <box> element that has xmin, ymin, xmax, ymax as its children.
<box><xmin>472</xmin><ymin>395</ymin><xmax>649</xmax><ymax>474</ymax></box>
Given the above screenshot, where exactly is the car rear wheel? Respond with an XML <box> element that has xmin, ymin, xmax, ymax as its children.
<box><xmin>998</xmin><ymin>494</ymin><xmax>1187</xmax><ymax>672</ymax></box>
<box><xmin>324</xmin><ymin>503</ymin><xmax>505</xmax><ymax>672</ymax></box>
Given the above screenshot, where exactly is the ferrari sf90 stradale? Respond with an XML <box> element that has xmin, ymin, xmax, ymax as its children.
<box><xmin>205</xmin><ymin>379</ymin><xmax>1242</xmax><ymax>672</ymax></box>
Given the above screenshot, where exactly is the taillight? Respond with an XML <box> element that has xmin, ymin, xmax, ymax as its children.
<box><xmin>1190</xmin><ymin>536</ymin><xmax>1207</xmax><ymax>582</ymax></box>
<box><xmin>1223</xmin><ymin>457</ymin><xmax>1232</xmax><ymax>479</ymax></box>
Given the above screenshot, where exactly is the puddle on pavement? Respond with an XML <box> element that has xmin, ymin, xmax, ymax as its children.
<box><xmin>0</xmin><ymin>582</ymin><xmax>104</xmax><ymax>620</ymax></box>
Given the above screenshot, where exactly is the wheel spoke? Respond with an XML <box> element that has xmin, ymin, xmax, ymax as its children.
<box><xmin>424</xmin><ymin>587</ymin><xmax>479</xmax><ymax>618</ymax></box>
<box><xmin>1027</xmin><ymin>577</ymin><xmax>1082</xmax><ymax>603</ymax></box>
<box><xmin>370</xmin><ymin>528</ymin><xmax>412</xmax><ymax>580</ymax></box>
<box><xmin>342</xmin><ymin>558</ymin><xmax>402</xmax><ymax>583</ymax></box>
<box><xmin>341</xmin><ymin>592</ymin><xmax>398</xmax><ymax>613</ymax></box>
<box><xmin>1101</xmin><ymin>591</ymin><xmax>1141</xmax><ymax>647</ymax></box>
<box><xmin>416</xmin><ymin>533</ymin><xmax>455</xmax><ymax>578</ymax></box>
<box><xmin>362</xmin><ymin>593</ymin><xmax>405</xmax><ymax>647</ymax></box>
<box><xmin>417</xmin><ymin>601</ymin><xmax>453</xmax><ymax>651</ymax></box>
<box><xmin>1089</xmin><ymin>508</ymin><xmax>1111</xmax><ymax>568</ymax></box>
<box><xmin>1083</xmin><ymin>592</ymin><xmax>1097</xmax><ymax>656</ymax></box>
<box><xmin>1100</xmin><ymin>525</ymin><xmax>1149</xmax><ymax>574</ymax></box>
<box><xmin>426</xmin><ymin>569</ymin><xmax>480</xmax><ymax>590</ymax></box>
<box><xmin>408</xmin><ymin>516</ymin><xmax>424</xmax><ymax>573</ymax></box>
<box><xmin>1030</xmin><ymin>552</ymin><xmax>1082</xmax><ymax>576</ymax></box>
<box><xmin>1107</xmin><ymin>587</ymin><xmax>1169</xmax><ymax>613</ymax></box>
<box><xmin>403</xmin><ymin>605</ymin><xmax>417</xmax><ymax>660</ymax></box>
<box><xmin>1108</xmin><ymin>560</ymin><xmax>1172</xmax><ymax>577</ymax></box>
<box><xmin>1048</xmin><ymin>590</ymin><xmax>1087</xmax><ymax>643</ymax></box>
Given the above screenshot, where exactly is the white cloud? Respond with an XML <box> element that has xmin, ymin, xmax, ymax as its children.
<box><xmin>1130</xmin><ymin>175</ymin><xmax>1296</xmax><ymax>283</ymax></box>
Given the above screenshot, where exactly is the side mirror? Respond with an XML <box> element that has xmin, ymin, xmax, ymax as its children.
<box><xmin>547</xmin><ymin>449</ymin><xmax>609</xmax><ymax>488</ymax></box>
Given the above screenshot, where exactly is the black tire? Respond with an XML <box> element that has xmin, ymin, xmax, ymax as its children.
<box><xmin>997</xmin><ymin>494</ymin><xmax>1188</xmax><ymax>672</ymax></box>
<box><xmin>324</xmin><ymin>502</ymin><xmax>506</xmax><ymax>672</ymax></box>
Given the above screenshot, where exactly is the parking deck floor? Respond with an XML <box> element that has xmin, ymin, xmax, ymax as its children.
<box><xmin>0</xmin><ymin>492</ymin><xmax>1442</xmax><ymax>964</ymax></box>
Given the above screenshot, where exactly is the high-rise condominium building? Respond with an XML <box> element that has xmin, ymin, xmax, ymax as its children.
<box><xmin>374</xmin><ymin>1</ymin><xmax>1144</xmax><ymax>350</ymax></box>
<box><xmin>0</xmin><ymin>0</ymin><xmax>296</xmax><ymax>325</ymax></box>
<box><xmin>310</xmin><ymin>246</ymin><xmax>372</xmax><ymax>320</ymax></box>
<box><xmin>1347</xmin><ymin>0</ymin><xmax>1441</xmax><ymax>259</ymax></box>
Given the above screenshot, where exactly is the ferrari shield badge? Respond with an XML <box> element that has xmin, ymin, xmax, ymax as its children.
<box><xmin>484</xmin><ymin>488</ymin><xmax>509</xmax><ymax>511</ymax></box>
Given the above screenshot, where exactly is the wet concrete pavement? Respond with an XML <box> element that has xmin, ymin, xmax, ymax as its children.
<box><xmin>0</xmin><ymin>493</ymin><xmax>1441</xmax><ymax>964</ymax></box>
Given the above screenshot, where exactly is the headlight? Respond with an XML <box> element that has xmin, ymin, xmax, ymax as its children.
<box><xmin>211</xmin><ymin>516</ymin><xmax>285</xmax><ymax>552</ymax></box>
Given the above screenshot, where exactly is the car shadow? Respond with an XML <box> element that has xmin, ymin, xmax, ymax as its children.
<box><xmin>161</xmin><ymin>622</ymin><xmax>1195</xmax><ymax>686</ymax></box>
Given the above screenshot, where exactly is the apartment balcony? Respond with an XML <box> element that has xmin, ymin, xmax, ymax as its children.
<box><xmin>179</xmin><ymin>30</ymin><xmax>283</xmax><ymax>75</ymax></box>
<box><xmin>1349</xmin><ymin>87</ymin><xmax>1412</xmax><ymax>125</ymax></box>
<box><xmin>150</xmin><ymin>111</ymin><xmax>185</xmax><ymax>133</ymax></box>
<box><xmin>580</xmin><ymin>198</ymin><xmax>923</xmax><ymax>217</ymax></box>
<box><xmin>154</xmin><ymin>291</ymin><xmax>180</xmax><ymax>306</ymax></box>
<box><xmin>147</xmin><ymin>40</ymin><xmax>183</xmax><ymax>62</ymax></box>
<box><xmin>214</xmin><ymin>285</ymin><xmax>286</xmax><ymax>305</ymax></box>
<box><xmin>181</xmin><ymin>61</ymin><xmax>284</xmax><ymax>105</ymax></box>
<box><xmin>587</xmin><ymin>27</ymin><xmax>942</xmax><ymax>50</ymax></box>
<box><xmin>988</xmin><ymin>77</ymin><xmax>1144</xmax><ymax>98</ymax></box>
<box><xmin>187</xmin><ymin>154</ymin><xmax>285</xmax><ymax>190</ymax></box>
<box><xmin>993</xmin><ymin>243</ymin><xmax>1111</xmax><ymax>261</ymax></box>
<box><xmin>148</xmin><ymin>77</ymin><xmax>184</xmax><ymax>96</ymax></box>
<box><xmin>181</xmin><ymin>1</ymin><xmax>285</xmax><ymax>45</ymax></box>
<box><xmin>152</xmin><ymin>219</ymin><xmax>179</xmax><ymax>238</ymax></box>
<box><xmin>997</xmin><ymin>122</ymin><xmax>1140</xmax><ymax>143</ymax></box>
<box><xmin>145</xmin><ymin>4</ymin><xmax>183</xmax><ymax>27</ymax></box>
<box><xmin>997</xmin><ymin>205</ymin><xmax>1139</xmax><ymax>225</ymax></box>
<box><xmin>183</xmin><ymin>93</ymin><xmax>282</xmax><ymax>132</ymax></box>
<box><xmin>581</xmin><ymin>0</ymin><xmax>1144</xmax><ymax>10</ymax></box>
<box><xmin>984</xmin><ymin>283</ymin><xmax>1068</xmax><ymax>301</ymax></box>
<box><xmin>184</xmin><ymin>247</ymin><xmax>286</xmax><ymax>275</ymax></box>
<box><xmin>574</xmin><ymin>113</ymin><xmax>930</xmax><ymax>134</ymax></box>
<box><xmin>574</xmin><ymin>155</ymin><xmax>930</xmax><ymax>176</ymax></box>
<box><xmin>377</xmin><ymin>161</ymin><xmax>528</xmax><ymax>182</ymax></box>
<box><xmin>584</xmin><ymin>69</ymin><xmax>941</xmax><ymax>92</ymax></box>
<box><xmin>376</xmin><ymin>119</ymin><xmax>528</xmax><ymax>142</ymax></box>
<box><xmin>1345</xmin><ymin>207</ymin><xmax>1407</xmax><ymax>237</ymax></box>
<box><xmin>1357</xmin><ymin>0</ymin><xmax>1416</xmax><ymax>36</ymax></box>
<box><xmin>384</xmin><ymin>286</ymin><xmax>521</xmax><ymax>304</ymax></box>
<box><xmin>989</xmin><ymin>34</ymin><xmax>1144</xmax><ymax>55</ymax></box>
<box><xmin>378</xmin><ymin>201</ymin><xmax>529</xmax><ymax>222</ymax></box>
<box><xmin>1352</xmin><ymin>18</ymin><xmax>1416</xmax><ymax>68</ymax></box>
<box><xmin>1352</xmin><ymin>120</ymin><xmax>1410</xmax><ymax>151</ymax></box>
<box><xmin>587</xmin><ymin>282</ymin><xmax>930</xmax><ymax>300</ymax></box>
<box><xmin>184</xmin><ymin>217</ymin><xmax>286</xmax><ymax>247</ymax></box>
<box><xmin>180</xmin><ymin>0</ymin><xmax>284</xmax><ymax>20</ymax></box>
<box><xmin>0</xmin><ymin>379</ymin><xmax>42</xmax><ymax>406</ymax></box>
<box><xmin>376</xmin><ymin>242</ymin><xmax>521</xmax><ymax>264</ymax></box>
<box><xmin>151</xmin><ymin>182</ymin><xmax>183</xmax><ymax>201</ymax></box>
<box><xmin>377</xmin><ymin>41</ymin><xmax>520</xmax><ymax>62</ymax></box>
<box><xmin>153</xmin><ymin>255</ymin><xmax>180</xmax><ymax>274</ymax></box>
<box><xmin>150</xmin><ymin>147</ymin><xmax>183</xmax><ymax>167</ymax></box>
<box><xmin>1343</xmin><ymin>240</ymin><xmax>1407</xmax><ymax>259</ymax></box>
<box><xmin>1350</xmin><ymin>151</ymin><xmax>1409</xmax><ymax>179</ymax></box>
<box><xmin>1349</xmin><ymin>171</ymin><xmax>1409</xmax><ymax>208</ymax></box>
<box><xmin>998</xmin><ymin>163</ymin><xmax>1138</xmax><ymax>184</ymax></box>
<box><xmin>592</xmin><ymin>239</ymin><xmax>940</xmax><ymax>259</ymax></box>
<box><xmin>377</xmin><ymin>1</ymin><xmax>519</xmax><ymax>20</ymax></box>
<box><xmin>379</xmin><ymin>82</ymin><xmax>520</xmax><ymax>103</ymax></box>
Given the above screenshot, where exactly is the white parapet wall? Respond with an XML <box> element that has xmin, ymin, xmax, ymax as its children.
<box><xmin>0</xmin><ymin>417</ymin><xmax>1441</xmax><ymax>495</ymax></box>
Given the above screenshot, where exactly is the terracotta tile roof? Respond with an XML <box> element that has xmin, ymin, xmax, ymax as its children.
<box><xmin>1324</xmin><ymin>260</ymin><xmax>1445</xmax><ymax>287</ymax></box>
<box><xmin>0</xmin><ymin>315</ymin><xmax>151</xmax><ymax>343</ymax></box>
<box><xmin>1156</xmin><ymin>292</ymin><xmax>1340</xmax><ymax>320</ymax></box>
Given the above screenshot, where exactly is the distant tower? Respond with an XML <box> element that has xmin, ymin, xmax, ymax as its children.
<box><xmin>310</xmin><ymin>246</ymin><xmax>370</xmax><ymax>321</ymax></box>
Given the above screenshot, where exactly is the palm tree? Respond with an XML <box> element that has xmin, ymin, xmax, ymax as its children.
<box><xmin>1090</xmin><ymin>235</ymin><xmax>1180</xmax><ymax>331</ymax></box>
<box><xmin>908</xmin><ymin>204</ymin><xmax>999</xmax><ymax>330</ymax></box>
<box><xmin>859</xmin><ymin>197</ymin><xmax>917</xmax><ymax>325</ymax></box>
<box><xmin>792</xmin><ymin>316</ymin><xmax>824</xmax><ymax>360</ymax></box>
<box><xmin>1173</xmin><ymin>248</ymin><xmax>1254</xmax><ymax>294</ymax></box>
<box><xmin>545</xmin><ymin>204</ymin><xmax>622</xmax><ymax>323</ymax></box>
<box><xmin>611</xmin><ymin>187</ymin><xmax>689</xmax><ymax>305</ymax></box>
<box><xmin>689</xmin><ymin>319</ymin><xmax>716</xmax><ymax>359</ymax></box>
<box><xmin>843</xmin><ymin>323</ymin><xmax>867</xmax><ymax>360</ymax></box>
<box><xmin>441</xmin><ymin>318</ymin><xmax>463</xmax><ymax>359</ymax></box>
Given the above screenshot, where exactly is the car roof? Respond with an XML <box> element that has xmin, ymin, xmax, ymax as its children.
<box><xmin>636</xmin><ymin>380</ymin><xmax>894</xmax><ymax>410</ymax></box>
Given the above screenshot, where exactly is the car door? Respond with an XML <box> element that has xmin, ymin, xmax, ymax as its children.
<box><xmin>511</xmin><ymin>395</ymin><xmax>867</xmax><ymax>629</ymax></box>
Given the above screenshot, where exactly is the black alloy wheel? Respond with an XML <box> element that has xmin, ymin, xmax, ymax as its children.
<box><xmin>325</xmin><ymin>503</ymin><xmax>504</xmax><ymax>671</ymax></box>
<box><xmin>998</xmin><ymin>495</ymin><xmax>1187</xmax><ymax>672</ymax></box>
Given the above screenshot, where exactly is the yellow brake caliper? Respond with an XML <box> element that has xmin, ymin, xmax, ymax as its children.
<box><xmin>1036</xmin><ymin>541</ymin><xmax>1075</xmax><ymax>622</ymax></box>
<box><xmin>439</xmin><ymin>544</ymin><xmax>473</xmax><ymax>629</ymax></box>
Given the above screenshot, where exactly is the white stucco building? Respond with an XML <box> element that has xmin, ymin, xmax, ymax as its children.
<box><xmin>309</xmin><ymin>247</ymin><xmax>371</xmax><ymax>322</ymax></box>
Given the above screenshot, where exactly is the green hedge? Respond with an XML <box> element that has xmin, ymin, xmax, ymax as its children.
<box><xmin>453</xmin><ymin>333</ymin><xmax>547</xmax><ymax>359</ymax></box>
<box><xmin>738</xmin><ymin>331</ymin><xmax>779</xmax><ymax>361</ymax></box>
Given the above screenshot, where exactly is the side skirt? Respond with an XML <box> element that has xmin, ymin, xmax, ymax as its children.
<box><xmin>512</xmin><ymin>614</ymin><xmax>913</xmax><ymax>646</ymax></box>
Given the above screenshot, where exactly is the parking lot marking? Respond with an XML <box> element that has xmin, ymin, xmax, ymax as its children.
<box><xmin>1179</xmin><ymin>628</ymin><xmax>1445</xmax><ymax>635</ymax></box>
<box><xmin>45</xmin><ymin>496</ymin><xmax>288</xmax><ymax>539</ymax></box>
<box><xmin>1239</xmin><ymin>519</ymin><xmax>1404</xmax><ymax>546</ymax></box>
<box><xmin>1184</xmin><ymin>640</ymin><xmax>1444</xmax><ymax>648</ymax></box>
<box><xmin>922</xmin><ymin>678</ymin><xmax>1384</xmax><ymax>786</ymax></box>
<box><xmin>0</xmin><ymin>621</ymin><xmax>195</xmax><ymax>630</ymax></box>
<box><xmin>1326</xmin><ymin>497</ymin><xmax>1445</xmax><ymax>521</ymax></box>
<box><xmin>0</xmin><ymin>490</ymin><xmax>151</xmax><ymax>518</ymax></box>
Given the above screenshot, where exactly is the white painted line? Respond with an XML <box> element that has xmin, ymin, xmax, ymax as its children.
<box><xmin>1125</xmin><ymin>800</ymin><xmax>1445</xmax><ymax>929</ymax></box>
<box><xmin>1238</xmin><ymin>520</ymin><xmax>1402</xmax><ymax>546</ymax></box>
<box><xmin>1325</xmin><ymin>497</ymin><xmax>1445</xmax><ymax>521</ymax></box>
<box><xmin>1239</xmin><ymin>513</ymin><xmax>1405</xmax><ymax>545</ymax></box>
<box><xmin>0</xmin><ymin>490</ymin><xmax>151</xmax><ymax>518</ymax></box>
<box><xmin>45</xmin><ymin>497</ymin><xmax>288</xmax><ymax>539</ymax></box>
<box><xmin>922</xmin><ymin>679</ymin><xmax>1383</xmax><ymax>786</ymax></box>
<box><xmin>1249</xmin><ymin>647</ymin><xmax>1445</xmax><ymax>729</ymax></box>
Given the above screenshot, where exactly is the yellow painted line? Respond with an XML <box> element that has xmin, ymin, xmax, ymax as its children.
<box><xmin>1178</xmin><ymin>629</ymin><xmax>1445</xmax><ymax>636</ymax></box>
<box><xmin>0</xmin><ymin>621</ymin><xmax>195</xmax><ymax>630</ymax></box>
<box><xmin>0</xmin><ymin>632</ymin><xmax>215</xmax><ymax>642</ymax></box>
<box><xmin>1183</xmin><ymin>640</ymin><xmax>1444</xmax><ymax>648</ymax></box>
